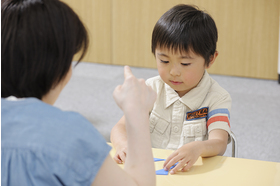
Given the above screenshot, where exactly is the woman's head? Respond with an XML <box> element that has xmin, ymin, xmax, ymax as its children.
<box><xmin>1</xmin><ymin>0</ymin><xmax>89</xmax><ymax>99</ymax></box>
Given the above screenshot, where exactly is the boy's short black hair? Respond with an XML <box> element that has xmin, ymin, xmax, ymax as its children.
<box><xmin>1</xmin><ymin>0</ymin><xmax>89</xmax><ymax>99</ymax></box>
<box><xmin>152</xmin><ymin>4</ymin><xmax>218</xmax><ymax>66</ymax></box>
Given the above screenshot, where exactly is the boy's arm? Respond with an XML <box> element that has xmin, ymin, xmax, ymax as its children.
<box><xmin>200</xmin><ymin>129</ymin><xmax>228</xmax><ymax>156</ymax></box>
<box><xmin>163</xmin><ymin>129</ymin><xmax>228</xmax><ymax>174</ymax></box>
<box><xmin>110</xmin><ymin>116</ymin><xmax>128</xmax><ymax>163</ymax></box>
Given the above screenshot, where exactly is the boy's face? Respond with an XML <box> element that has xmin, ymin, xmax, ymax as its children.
<box><xmin>155</xmin><ymin>48</ymin><xmax>215</xmax><ymax>97</ymax></box>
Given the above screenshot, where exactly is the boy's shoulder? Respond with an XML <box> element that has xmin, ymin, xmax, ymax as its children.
<box><xmin>205</xmin><ymin>75</ymin><xmax>232</xmax><ymax>110</ymax></box>
<box><xmin>145</xmin><ymin>75</ymin><xmax>165</xmax><ymax>90</ymax></box>
<box><xmin>146</xmin><ymin>75</ymin><xmax>162</xmax><ymax>83</ymax></box>
<box><xmin>208</xmin><ymin>76</ymin><xmax>231</xmax><ymax>98</ymax></box>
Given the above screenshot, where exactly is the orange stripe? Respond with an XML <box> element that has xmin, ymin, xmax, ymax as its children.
<box><xmin>207</xmin><ymin>116</ymin><xmax>230</xmax><ymax>128</ymax></box>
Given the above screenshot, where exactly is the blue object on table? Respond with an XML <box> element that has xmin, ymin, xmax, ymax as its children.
<box><xmin>156</xmin><ymin>169</ymin><xmax>169</xmax><ymax>175</ymax></box>
<box><xmin>155</xmin><ymin>159</ymin><xmax>178</xmax><ymax>175</ymax></box>
<box><xmin>154</xmin><ymin>158</ymin><xmax>166</xmax><ymax>162</ymax></box>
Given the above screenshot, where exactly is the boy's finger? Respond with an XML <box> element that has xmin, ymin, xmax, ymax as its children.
<box><xmin>119</xmin><ymin>152</ymin><xmax>126</xmax><ymax>163</ymax></box>
<box><xmin>164</xmin><ymin>156</ymin><xmax>179</xmax><ymax>171</ymax></box>
<box><xmin>124</xmin><ymin>66</ymin><xmax>133</xmax><ymax>79</ymax></box>
<box><xmin>113</xmin><ymin>154</ymin><xmax>122</xmax><ymax>164</ymax></box>
<box><xmin>170</xmin><ymin>161</ymin><xmax>184</xmax><ymax>174</ymax></box>
<box><xmin>181</xmin><ymin>160</ymin><xmax>194</xmax><ymax>172</ymax></box>
<box><xmin>163</xmin><ymin>152</ymin><xmax>178</xmax><ymax>168</ymax></box>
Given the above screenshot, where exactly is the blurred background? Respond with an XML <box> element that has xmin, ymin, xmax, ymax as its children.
<box><xmin>61</xmin><ymin>0</ymin><xmax>279</xmax><ymax>80</ymax></box>
<box><xmin>55</xmin><ymin>0</ymin><xmax>280</xmax><ymax>163</ymax></box>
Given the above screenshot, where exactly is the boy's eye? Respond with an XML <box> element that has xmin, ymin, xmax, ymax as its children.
<box><xmin>160</xmin><ymin>60</ymin><xmax>169</xmax><ymax>63</ymax></box>
<box><xmin>181</xmin><ymin>63</ymin><xmax>191</xmax><ymax>66</ymax></box>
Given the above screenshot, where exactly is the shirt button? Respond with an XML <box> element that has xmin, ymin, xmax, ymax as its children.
<box><xmin>196</xmin><ymin>126</ymin><xmax>201</xmax><ymax>133</ymax></box>
<box><xmin>175</xmin><ymin>101</ymin><xmax>181</xmax><ymax>106</ymax></box>
<box><xmin>173</xmin><ymin>126</ymin><xmax>179</xmax><ymax>133</ymax></box>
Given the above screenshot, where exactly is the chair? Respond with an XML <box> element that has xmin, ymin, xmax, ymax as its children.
<box><xmin>230</xmin><ymin>131</ymin><xmax>238</xmax><ymax>157</ymax></box>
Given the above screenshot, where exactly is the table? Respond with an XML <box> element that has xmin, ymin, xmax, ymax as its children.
<box><xmin>109</xmin><ymin>144</ymin><xmax>280</xmax><ymax>186</ymax></box>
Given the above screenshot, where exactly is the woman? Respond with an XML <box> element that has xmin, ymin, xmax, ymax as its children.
<box><xmin>1</xmin><ymin>0</ymin><xmax>156</xmax><ymax>185</ymax></box>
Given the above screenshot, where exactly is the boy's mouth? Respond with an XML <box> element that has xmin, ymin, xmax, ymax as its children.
<box><xmin>170</xmin><ymin>80</ymin><xmax>183</xmax><ymax>85</ymax></box>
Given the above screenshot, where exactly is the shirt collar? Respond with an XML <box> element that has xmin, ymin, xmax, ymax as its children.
<box><xmin>164</xmin><ymin>84</ymin><xmax>180</xmax><ymax>108</ymax></box>
<box><xmin>164</xmin><ymin>70</ymin><xmax>211</xmax><ymax>110</ymax></box>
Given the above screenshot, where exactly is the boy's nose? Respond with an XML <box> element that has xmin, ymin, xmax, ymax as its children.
<box><xmin>170</xmin><ymin>66</ymin><xmax>181</xmax><ymax>76</ymax></box>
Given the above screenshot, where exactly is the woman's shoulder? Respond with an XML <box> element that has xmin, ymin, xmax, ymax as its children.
<box><xmin>1</xmin><ymin>97</ymin><xmax>109</xmax><ymax>151</ymax></box>
<box><xmin>2</xmin><ymin>97</ymin><xmax>88</xmax><ymax>126</ymax></box>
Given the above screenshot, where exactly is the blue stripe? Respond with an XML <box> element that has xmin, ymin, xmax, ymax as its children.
<box><xmin>207</xmin><ymin>108</ymin><xmax>230</xmax><ymax>120</ymax></box>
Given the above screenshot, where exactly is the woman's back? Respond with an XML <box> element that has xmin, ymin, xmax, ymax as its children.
<box><xmin>1</xmin><ymin>97</ymin><xmax>111</xmax><ymax>185</ymax></box>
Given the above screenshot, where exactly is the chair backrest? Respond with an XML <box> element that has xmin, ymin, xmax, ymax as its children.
<box><xmin>230</xmin><ymin>131</ymin><xmax>238</xmax><ymax>157</ymax></box>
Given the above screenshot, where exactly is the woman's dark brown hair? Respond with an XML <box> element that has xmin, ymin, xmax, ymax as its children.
<box><xmin>1</xmin><ymin>0</ymin><xmax>89</xmax><ymax>99</ymax></box>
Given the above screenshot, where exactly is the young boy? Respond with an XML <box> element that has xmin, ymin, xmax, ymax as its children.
<box><xmin>111</xmin><ymin>4</ymin><xmax>231</xmax><ymax>174</ymax></box>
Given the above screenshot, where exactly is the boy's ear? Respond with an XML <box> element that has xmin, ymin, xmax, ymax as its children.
<box><xmin>206</xmin><ymin>51</ymin><xmax>218</xmax><ymax>69</ymax></box>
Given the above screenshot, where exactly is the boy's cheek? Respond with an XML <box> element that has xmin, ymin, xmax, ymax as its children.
<box><xmin>158</xmin><ymin>69</ymin><xmax>168</xmax><ymax>80</ymax></box>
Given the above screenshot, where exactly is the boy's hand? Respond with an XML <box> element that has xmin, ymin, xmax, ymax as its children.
<box><xmin>163</xmin><ymin>141</ymin><xmax>202</xmax><ymax>174</ymax></box>
<box><xmin>113</xmin><ymin>66</ymin><xmax>156</xmax><ymax>114</ymax></box>
<box><xmin>113</xmin><ymin>147</ymin><xmax>127</xmax><ymax>164</ymax></box>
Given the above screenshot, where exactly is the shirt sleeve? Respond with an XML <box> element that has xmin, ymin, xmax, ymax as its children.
<box><xmin>206</xmin><ymin>91</ymin><xmax>232</xmax><ymax>143</ymax></box>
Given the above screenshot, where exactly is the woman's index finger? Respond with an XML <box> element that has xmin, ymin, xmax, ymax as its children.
<box><xmin>124</xmin><ymin>66</ymin><xmax>133</xmax><ymax>79</ymax></box>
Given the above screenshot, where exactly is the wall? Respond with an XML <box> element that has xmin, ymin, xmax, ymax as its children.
<box><xmin>62</xmin><ymin>0</ymin><xmax>279</xmax><ymax>80</ymax></box>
